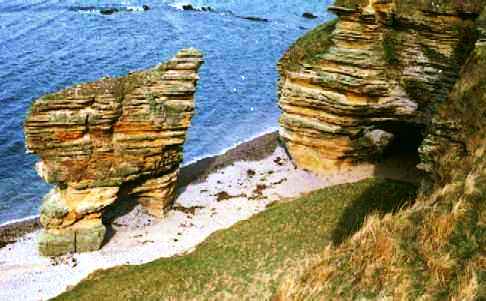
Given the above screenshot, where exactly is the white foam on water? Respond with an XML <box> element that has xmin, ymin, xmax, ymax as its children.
<box><xmin>168</xmin><ymin>1</ymin><xmax>193</xmax><ymax>10</ymax></box>
<box><xmin>126</xmin><ymin>6</ymin><xmax>145</xmax><ymax>12</ymax></box>
<box><xmin>0</xmin><ymin>215</ymin><xmax>39</xmax><ymax>228</ymax></box>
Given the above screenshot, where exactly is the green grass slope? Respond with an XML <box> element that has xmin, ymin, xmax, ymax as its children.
<box><xmin>54</xmin><ymin>179</ymin><xmax>416</xmax><ymax>300</ymax></box>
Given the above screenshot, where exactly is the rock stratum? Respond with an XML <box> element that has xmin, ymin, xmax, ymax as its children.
<box><xmin>24</xmin><ymin>48</ymin><xmax>203</xmax><ymax>256</ymax></box>
<box><xmin>278</xmin><ymin>0</ymin><xmax>480</xmax><ymax>173</ymax></box>
<box><xmin>275</xmin><ymin>2</ymin><xmax>485</xmax><ymax>300</ymax></box>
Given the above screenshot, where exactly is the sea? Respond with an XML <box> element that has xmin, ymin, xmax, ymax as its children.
<box><xmin>0</xmin><ymin>0</ymin><xmax>333</xmax><ymax>225</ymax></box>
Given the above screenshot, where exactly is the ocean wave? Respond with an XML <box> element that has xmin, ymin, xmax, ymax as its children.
<box><xmin>69</xmin><ymin>5</ymin><xmax>148</xmax><ymax>14</ymax></box>
<box><xmin>0</xmin><ymin>214</ymin><xmax>39</xmax><ymax>228</ymax></box>
<box><xmin>166</xmin><ymin>1</ymin><xmax>216</xmax><ymax>13</ymax></box>
<box><xmin>167</xmin><ymin>1</ymin><xmax>190</xmax><ymax>10</ymax></box>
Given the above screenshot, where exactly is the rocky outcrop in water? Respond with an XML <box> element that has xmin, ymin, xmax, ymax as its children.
<box><xmin>24</xmin><ymin>48</ymin><xmax>203</xmax><ymax>256</ymax></box>
<box><xmin>278</xmin><ymin>0</ymin><xmax>479</xmax><ymax>174</ymax></box>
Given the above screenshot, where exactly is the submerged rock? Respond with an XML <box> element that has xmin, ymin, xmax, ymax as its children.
<box><xmin>278</xmin><ymin>2</ymin><xmax>479</xmax><ymax>174</ymax></box>
<box><xmin>181</xmin><ymin>5</ymin><xmax>213</xmax><ymax>12</ymax></box>
<box><xmin>99</xmin><ymin>8</ymin><xmax>118</xmax><ymax>15</ymax></box>
<box><xmin>302</xmin><ymin>12</ymin><xmax>318</xmax><ymax>19</ymax></box>
<box><xmin>182</xmin><ymin>4</ymin><xmax>195</xmax><ymax>11</ymax></box>
<box><xmin>239</xmin><ymin>16</ymin><xmax>270</xmax><ymax>22</ymax></box>
<box><xmin>70</xmin><ymin>5</ymin><xmax>150</xmax><ymax>14</ymax></box>
<box><xmin>72</xmin><ymin>6</ymin><xmax>97</xmax><ymax>12</ymax></box>
<box><xmin>24</xmin><ymin>48</ymin><xmax>204</xmax><ymax>256</ymax></box>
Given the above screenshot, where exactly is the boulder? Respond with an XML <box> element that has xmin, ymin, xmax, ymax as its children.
<box><xmin>24</xmin><ymin>48</ymin><xmax>204</xmax><ymax>256</ymax></box>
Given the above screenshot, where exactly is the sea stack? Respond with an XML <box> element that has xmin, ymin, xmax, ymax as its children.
<box><xmin>24</xmin><ymin>48</ymin><xmax>204</xmax><ymax>256</ymax></box>
<box><xmin>278</xmin><ymin>1</ymin><xmax>478</xmax><ymax>174</ymax></box>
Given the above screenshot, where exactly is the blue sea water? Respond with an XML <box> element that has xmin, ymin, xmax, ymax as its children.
<box><xmin>0</xmin><ymin>0</ymin><xmax>333</xmax><ymax>224</ymax></box>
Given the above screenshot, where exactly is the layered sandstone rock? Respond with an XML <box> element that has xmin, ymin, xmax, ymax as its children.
<box><xmin>278</xmin><ymin>0</ymin><xmax>480</xmax><ymax>173</ymax></box>
<box><xmin>419</xmin><ymin>12</ymin><xmax>486</xmax><ymax>184</ymax></box>
<box><xmin>274</xmin><ymin>8</ymin><xmax>486</xmax><ymax>299</ymax></box>
<box><xmin>24</xmin><ymin>48</ymin><xmax>204</xmax><ymax>256</ymax></box>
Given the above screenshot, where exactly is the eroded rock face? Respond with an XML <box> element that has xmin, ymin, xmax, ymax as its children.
<box><xmin>419</xmin><ymin>11</ymin><xmax>486</xmax><ymax>185</ymax></box>
<box><xmin>24</xmin><ymin>48</ymin><xmax>204</xmax><ymax>256</ymax></box>
<box><xmin>278</xmin><ymin>0</ymin><xmax>480</xmax><ymax>173</ymax></box>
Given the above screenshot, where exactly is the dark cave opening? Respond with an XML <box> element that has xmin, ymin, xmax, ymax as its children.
<box><xmin>371</xmin><ymin>121</ymin><xmax>426</xmax><ymax>183</ymax></box>
<box><xmin>381</xmin><ymin>121</ymin><xmax>425</xmax><ymax>158</ymax></box>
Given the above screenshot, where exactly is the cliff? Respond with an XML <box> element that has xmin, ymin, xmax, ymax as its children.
<box><xmin>275</xmin><ymin>2</ymin><xmax>485</xmax><ymax>300</ymax></box>
<box><xmin>278</xmin><ymin>0</ymin><xmax>480</xmax><ymax>173</ymax></box>
<box><xmin>24</xmin><ymin>48</ymin><xmax>203</xmax><ymax>256</ymax></box>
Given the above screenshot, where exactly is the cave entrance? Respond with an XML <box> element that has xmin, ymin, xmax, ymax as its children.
<box><xmin>374</xmin><ymin>121</ymin><xmax>425</xmax><ymax>183</ymax></box>
<box><xmin>381</xmin><ymin>121</ymin><xmax>424</xmax><ymax>157</ymax></box>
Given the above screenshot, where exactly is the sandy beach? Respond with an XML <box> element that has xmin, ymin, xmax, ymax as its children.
<box><xmin>0</xmin><ymin>132</ymin><xmax>421</xmax><ymax>301</ymax></box>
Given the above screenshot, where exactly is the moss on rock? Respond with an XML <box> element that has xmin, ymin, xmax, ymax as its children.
<box><xmin>279</xmin><ymin>19</ymin><xmax>338</xmax><ymax>73</ymax></box>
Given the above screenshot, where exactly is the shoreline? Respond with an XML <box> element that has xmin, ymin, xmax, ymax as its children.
<box><xmin>0</xmin><ymin>127</ymin><xmax>423</xmax><ymax>246</ymax></box>
<box><xmin>0</xmin><ymin>129</ymin><xmax>423</xmax><ymax>300</ymax></box>
<box><xmin>182</xmin><ymin>126</ymin><xmax>279</xmax><ymax>168</ymax></box>
<box><xmin>0</xmin><ymin>130</ymin><xmax>280</xmax><ymax>248</ymax></box>
<box><xmin>0</xmin><ymin>132</ymin><xmax>336</xmax><ymax>300</ymax></box>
